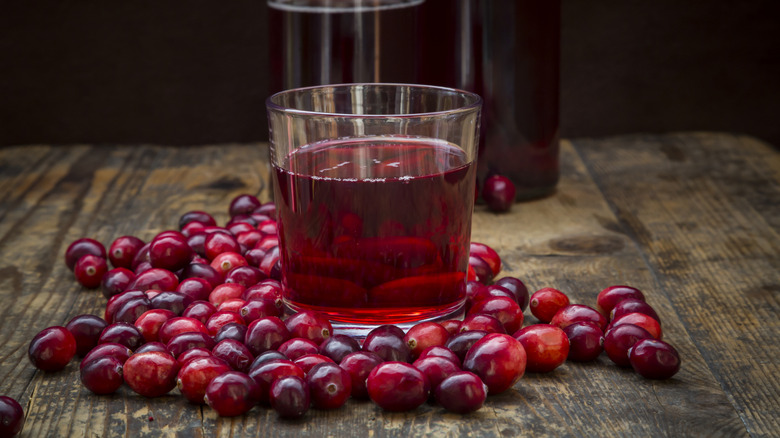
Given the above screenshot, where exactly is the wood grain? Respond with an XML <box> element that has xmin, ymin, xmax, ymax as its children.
<box><xmin>0</xmin><ymin>133</ymin><xmax>777</xmax><ymax>437</ymax></box>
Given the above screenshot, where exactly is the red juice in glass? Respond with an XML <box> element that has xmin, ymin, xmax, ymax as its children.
<box><xmin>272</xmin><ymin>136</ymin><xmax>475</xmax><ymax>327</ymax></box>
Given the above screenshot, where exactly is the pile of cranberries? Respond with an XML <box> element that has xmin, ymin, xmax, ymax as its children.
<box><xmin>12</xmin><ymin>193</ymin><xmax>682</xmax><ymax>434</ymax></box>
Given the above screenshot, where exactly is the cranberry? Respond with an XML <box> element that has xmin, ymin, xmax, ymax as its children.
<box><xmin>205</xmin><ymin>371</ymin><xmax>259</xmax><ymax>416</ymax></box>
<box><xmin>180</xmin><ymin>262</ymin><xmax>223</xmax><ymax>289</ymax></box>
<box><xmin>113</xmin><ymin>295</ymin><xmax>153</xmax><ymax>325</ymax></box>
<box><xmin>218</xmin><ymin>298</ymin><xmax>248</xmax><ymax>314</ymax></box>
<box><xmin>65</xmin><ymin>237</ymin><xmax>106</xmax><ymax>271</ymax></box>
<box><xmin>275</xmin><ymin>338</ymin><xmax>318</xmax><ymax>361</ymax></box>
<box><xmin>596</xmin><ymin>285</ymin><xmax>645</xmax><ymax>316</ymax></box>
<box><xmin>256</xmin><ymin>235</ymin><xmax>280</xmax><ymax>251</ymax></box>
<box><xmin>250</xmin><ymin>350</ymin><xmax>288</xmax><ymax>368</ymax></box>
<box><xmin>177</xmin><ymin>347</ymin><xmax>214</xmax><ymax>366</ymax></box>
<box><xmin>611</xmin><ymin>298</ymin><xmax>661</xmax><ymax>323</ymax></box>
<box><xmin>244</xmin><ymin>316</ymin><xmax>291</xmax><ymax>356</ymax></box>
<box><xmin>256</xmin><ymin>219</ymin><xmax>278</xmax><ymax>236</ymax></box>
<box><xmin>602</xmin><ymin>324</ymin><xmax>654</xmax><ymax>367</ymax></box>
<box><xmin>412</xmin><ymin>355</ymin><xmax>461</xmax><ymax>392</ymax></box>
<box><xmin>550</xmin><ymin>304</ymin><xmax>608</xmax><ymax>331</ymax></box>
<box><xmin>562</xmin><ymin>321</ymin><xmax>604</xmax><ymax>362</ymax></box>
<box><xmin>129</xmin><ymin>268</ymin><xmax>179</xmax><ymax>292</ymax></box>
<box><xmin>248</xmin><ymin>359</ymin><xmax>305</xmax><ymax>405</ymax></box>
<box><xmin>284</xmin><ymin>310</ymin><xmax>333</xmax><ymax>345</ymax></box>
<box><xmin>318</xmin><ymin>334</ymin><xmax>361</xmax><ymax>363</ymax></box>
<box><xmin>214</xmin><ymin>322</ymin><xmax>248</xmax><ymax>344</ymax></box>
<box><xmin>367</xmin><ymin>361</ymin><xmax>429</xmax><ymax>411</ymax></box>
<box><xmin>244</xmin><ymin>248</ymin><xmax>267</xmax><ymax>267</ymax></box>
<box><xmin>0</xmin><ymin>396</ymin><xmax>25</xmax><ymax>437</ymax></box>
<box><xmin>181</xmin><ymin>221</ymin><xmax>207</xmax><ymax>238</ymax></box>
<box><xmin>462</xmin><ymin>333</ymin><xmax>526</xmax><ymax>394</ymax></box>
<box><xmin>227</xmin><ymin>220</ymin><xmax>255</xmax><ymax>236</ymax></box>
<box><xmin>628</xmin><ymin>339</ymin><xmax>681</xmax><ymax>379</ymax></box>
<box><xmin>134</xmin><ymin>261</ymin><xmax>153</xmax><ymax>275</ymax></box>
<box><xmin>229</xmin><ymin>194</ymin><xmax>262</xmax><ymax>217</ymax></box>
<box><xmin>467</xmin><ymin>296</ymin><xmax>524</xmax><ymax>334</ymax></box>
<box><xmin>135</xmin><ymin>341</ymin><xmax>169</xmax><ymax>354</ymax></box>
<box><xmin>157</xmin><ymin>317</ymin><xmax>210</xmax><ymax>345</ymax></box>
<box><xmin>403</xmin><ymin>321</ymin><xmax>450</xmax><ymax>359</ymax></box>
<box><xmin>529</xmin><ymin>287</ymin><xmax>570</xmax><ymax>323</ymax></box>
<box><xmin>363</xmin><ymin>329</ymin><xmax>411</xmax><ymax>363</ymax></box>
<box><xmin>212</xmin><ymin>339</ymin><xmax>255</xmax><ymax>372</ymax></box>
<box><xmin>205</xmin><ymin>311</ymin><xmax>245</xmax><ymax>336</ymax></box>
<box><xmin>468</xmin><ymin>284</ymin><xmax>516</xmax><ymax>311</ymax></box>
<box><xmin>236</xmin><ymin>229</ymin><xmax>264</xmax><ymax>250</ymax></box>
<box><xmin>239</xmin><ymin>298</ymin><xmax>282</xmax><ymax>323</ymax></box>
<box><xmin>80</xmin><ymin>343</ymin><xmax>132</xmax><ymax>370</ymax></box>
<box><xmin>469</xmin><ymin>242</ymin><xmax>502</xmax><ymax>278</ymax></box>
<box><xmin>66</xmin><ymin>314</ymin><xmax>109</xmax><ymax>356</ymax></box>
<box><xmin>176</xmin><ymin>277</ymin><xmax>213</xmax><ymax>302</ymax></box>
<box><xmin>182</xmin><ymin>300</ymin><xmax>218</xmax><ymax>324</ymax></box>
<box><xmin>460</xmin><ymin>313</ymin><xmax>507</xmax><ymax>334</ymax></box>
<box><xmin>134</xmin><ymin>309</ymin><xmax>176</xmax><ymax>342</ymax></box>
<box><xmin>101</xmin><ymin>267</ymin><xmax>136</xmax><ymax>299</ymax></box>
<box><xmin>270</xmin><ymin>376</ymin><xmax>310</xmax><ymax>419</ymax></box>
<box><xmin>609</xmin><ymin>312</ymin><xmax>662</xmax><ymax>340</ymax></box>
<box><xmin>74</xmin><ymin>254</ymin><xmax>108</xmax><ymax>289</ymax></box>
<box><xmin>98</xmin><ymin>321</ymin><xmax>143</xmax><ymax>351</ymax></box>
<box><xmin>123</xmin><ymin>351</ymin><xmax>180</xmax><ymax>397</ymax></box>
<box><xmin>339</xmin><ymin>351</ymin><xmax>383</xmax><ymax>400</ymax></box>
<box><xmin>108</xmin><ymin>235</ymin><xmax>145</xmax><ymax>269</ymax></box>
<box><xmin>150</xmin><ymin>291</ymin><xmax>193</xmax><ymax>316</ymax></box>
<box><xmin>513</xmin><ymin>324</ymin><xmax>570</xmax><ymax>373</ymax></box>
<box><xmin>254</xmin><ymin>201</ymin><xmax>277</xmax><ymax>218</ymax></box>
<box><xmin>28</xmin><ymin>326</ymin><xmax>76</xmax><ymax>371</ymax></box>
<box><xmin>176</xmin><ymin>356</ymin><xmax>230</xmax><ymax>404</ymax></box>
<box><xmin>440</xmin><ymin>319</ymin><xmax>462</xmax><ymax>335</ymax></box>
<box><xmin>166</xmin><ymin>331</ymin><xmax>216</xmax><ymax>358</ymax></box>
<box><xmin>494</xmin><ymin>276</ymin><xmax>530</xmax><ymax>311</ymax></box>
<box><xmin>468</xmin><ymin>255</ymin><xmax>494</xmax><ymax>284</ymax></box>
<box><xmin>418</xmin><ymin>345</ymin><xmax>461</xmax><ymax>367</ymax></box>
<box><xmin>149</xmin><ymin>231</ymin><xmax>193</xmax><ymax>272</ymax></box>
<box><xmin>179</xmin><ymin>210</ymin><xmax>216</xmax><ymax>228</ymax></box>
<box><xmin>104</xmin><ymin>290</ymin><xmax>146</xmax><ymax>323</ymax></box>
<box><xmin>242</xmin><ymin>279</ymin><xmax>283</xmax><ymax>302</ymax></box>
<box><xmin>435</xmin><ymin>371</ymin><xmax>487</xmax><ymax>414</ymax></box>
<box><xmin>204</xmin><ymin>232</ymin><xmax>241</xmax><ymax>261</ymax></box>
<box><xmin>210</xmin><ymin>252</ymin><xmax>249</xmax><ymax>277</ymax></box>
<box><xmin>306</xmin><ymin>362</ymin><xmax>352</xmax><ymax>410</ymax></box>
<box><xmin>130</xmin><ymin>242</ymin><xmax>151</xmax><ymax>270</ymax></box>
<box><xmin>80</xmin><ymin>356</ymin><xmax>124</xmax><ymax>395</ymax></box>
<box><xmin>444</xmin><ymin>330</ymin><xmax>488</xmax><ymax>363</ymax></box>
<box><xmin>225</xmin><ymin>265</ymin><xmax>265</xmax><ymax>288</ymax></box>
<box><xmin>482</xmin><ymin>174</ymin><xmax>516</xmax><ymax>212</ymax></box>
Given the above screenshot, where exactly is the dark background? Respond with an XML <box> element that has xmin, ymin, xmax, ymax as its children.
<box><xmin>1</xmin><ymin>1</ymin><xmax>778</xmax><ymax>147</ymax></box>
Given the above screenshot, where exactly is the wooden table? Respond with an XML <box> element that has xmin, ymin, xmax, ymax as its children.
<box><xmin>1</xmin><ymin>132</ymin><xmax>777</xmax><ymax>437</ymax></box>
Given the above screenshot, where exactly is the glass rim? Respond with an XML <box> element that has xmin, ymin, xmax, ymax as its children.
<box><xmin>266</xmin><ymin>83</ymin><xmax>483</xmax><ymax>118</ymax></box>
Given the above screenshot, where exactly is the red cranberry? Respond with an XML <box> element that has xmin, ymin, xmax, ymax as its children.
<box><xmin>104</xmin><ymin>290</ymin><xmax>147</xmax><ymax>323</ymax></box>
<box><xmin>135</xmin><ymin>341</ymin><xmax>169</xmax><ymax>354</ymax></box>
<box><xmin>123</xmin><ymin>351</ymin><xmax>180</xmax><ymax>397</ymax></box>
<box><xmin>150</xmin><ymin>291</ymin><xmax>193</xmax><ymax>316</ymax></box>
<box><xmin>318</xmin><ymin>334</ymin><xmax>361</xmax><ymax>363</ymax></box>
<box><xmin>363</xmin><ymin>330</ymin><xmax>411</xmax><ymax>363</ymax></box>
<box><xmin>227</xmin><ymin>220</ymin><xmax>255</xmax><ymax>237</ymax></box>
<box><xmin>256</xmin><ymin>235</ymin><xmax>280</xmax><ymax>251</ymax></box>
<box><xmin>177</xmin><ymin>348</ymin><xmax>214</xmax><ymax>366</ymax></box>
<box><xmin>176</xmin><ymin>277</ymin><xmax>213</xmax><ymax>302</ymax></box>
<box><xmin>468</xmin><ymin>284</ymin><xmax>516</xmax><ymax>311</ymax></box>
<box><xmin>134</xmin><ymin>309</ymin><xmax>176</xmax><ymax>342</ymax></box>
<box><xmin>99</xmin><ymin>322</ymin><xmax>144</xmax><ymax>351</ymax></box>
<box><xmin>284</xmin><ymin>310</ymin><xmax>333</xmax><ymax>345</ymax></box>
<box><xmin>435</xmin><ymin>371</ymin><xmax>488</xmax><ymax>414</ymax></box>
<box><xmin>204</xmin><ymin>232</ymin><xmax>241</xmax><ymax>261</ymax></box>
<box><xmin>250</xmin><ymin>350</ymin><xmax>288</xmax><ymax>368</ymax></box>
<box><xmin>611</xmin><ymin>298</ymin><xmax>661</xmax><ymax>323</ymax></box>
<box><xmin>166</xmin><ymin>331</ymin><xmax>216</xmax><ymax>358</ymax></box>
<box><xmin>0</xmin><ymin>396</ymin><xmax>25</xmax><ymax>437</ymax></box>
<box><xmin>204</xmin><ymin>371</ymin><xmax>259</xmax><ymax>416</ymax></box>
<box><xmin>66</xmin><ymin>314</ymin><xmax>109</xmax><ymax>356</ymax></box>
<box><xmin>513</xmin><ymin>324</ymin><xmax>570</xmax><ymax>373</ymax></box>
<box><xmin>74</xmin><ymin>254</ymin><xmax>108</xmax><ymax>289</ymax></box>
<box><xmin>462</xmin><ymin>333</ymin><xmax>526</xmax><ymax>394</ymax></box>
<box><xmin>80</xmin><ymin>356</ymin><xmax>124</xmax><ymax>395</ymax></box>
<box><xmin>28</xmin><ymin>326</ymin><xmax>76</xmax><ymax>371</ymax></box>
<box><xmin>214</xmin><ymin>322</ymin><xmax>248</xmax><ymax>344</ymax></box>
<box><xmin>182</xmin><ymin>300</ymin><xmax>218</xmax><ymax>324</ymax></box>
<box><xmin>270</xmin><ymin>376</ymin><xmax>310</xmax><ymax>419</ymax></box>
<box><xmin>254</xmin><ymin>201</ymin><xmax>277</xmax><ymax>218</ymax></box>
<box><xmin>418</xmin><ymin>345</ymin><xmax>461</xmax><ymax>367</ymax></box>
<box><xmin>562</xmin><ymin>321</ymin><xmax>604</xmax><ymax>362</ymax></box>
<box><xmin>179</xmin><ymin>210</ymin><xmax>217</xmax><ymax>229</ymax></box>
<box><xmin>367</xmin><ymin>361</ymin><xmax>429</xmax><ymax>411</ymax></box>
<box><xmin>248</xmin><ymin>358</ymin><xmax>305</xmax><ymax>405</ymax></box>
<box><xmin>239</xmin><ymin>298</ymin><xmax>282</xmax><ymax>323</ymax></box>
<box><xmin>242</xmin><ymin>279</ymin><xmax>283</xmax><ymax>302</ymax></box>
<box><xmin>440</xmin><ymin>319</ymin><xmax>462</xmax><ymax>335</ymax></box>
<box><xmin>108</xmin><ymin>235</ymin><xmax>145</xmax><ymax>269</ymax></box>
<box><xmin>412</xmin><ymin>355</ymin><xmax>461</xmax><ymax>391</ymax></box>
<box><xmin>260</xmin><ymin>247</ymin><xmax>282</xmax><ymax>279</ymax></box>
<box><xmin>113</xmin><ymin>295</ymin><xmax>152</xmax><ymax>325</ymax></box>
<box><xmin>529</xmin><ymin>287</ymin><xmax>570</xmax><ymax>323</ymax></box>
<box><xmin>244</xmin><ymin>248</ymin><xmax>267</xmax><ymax>267</ymax></box>
<box><xmin>157</xmin><ymin>317</ymin><xmax>210</xmax><ymax>345</ymax></box>
<box><xmin>224</xmin><ymin>265</ymin><xmax>265</xmax><ymax>288</ymax></box>
<box><xmin>149</xmin><ymin>231</ymin><xmax>193</xmax><ymax>272</ymax></box>
<box><xmin>494</xmin><ymin>276</ymin><xmax>530</xmax><ymax>311</ymax></box>
<box><xmin>469</xmin><ymin>242</ymin><xmax>502</xmax><ymax>277</ymax></box>
<box><xmin>229</xmin><ymin>194</ymin><xmax>262</xmax><ymax>217</ymax></box>
<box><xmin>596</xmin><ymin>285</ymin><xmax>645</xmax><ymax>315</ymax></box>
<box><xmin>403</xmin><ymin>321</ymin><xmax>450</xmax><ymax>359</ymax></box>
<box><xmin>212</xmin><ymin>339</ymin><xmax>255</xmax><ymax>372</ymax></box>
<box><xmin>180</xmin><ymin>262</ymin><xmax>223</xmax><ymax>289</ymax></box>
<box><xmin>628</xmin><ymin>339</ymin><xmax>681</xmax><ymax>379</ymax></box>
<box><xmin>445</xmin><ymin>330</ymin><xmax>488</xmax><ymax>363</ymax></box>
<box><xmin>293</xmin><ymin>354</ymin><xmax>335</xmax><ymax>374</ymax></box>
<box><xmin>80</xmin><ymin>343</ymin><xmax>132</xmax><ymax>370</ymax></box>
<box><xmin>460</xmin><ymin>314</ymin><xmax>507</xmax><ymax>334</ymax></box>
<box><xmin>550</xmin><ymin>304</ymin><xmax>608</xmax><ymax>331</ymax></box>
<box><xmin>609</xmin><ymin>312</ymin><xmax>662</xmax><ymax>340</ymax></box>
<box><xmin>65</xmin><ymin>237</ymin><xmax>106</xmax><ymax>271</ymax></box>
<box><xmin>468</xmin><ymin>255</ymin><xmax>494</xmax><ymax>284</ymax></box>
<box><xmin>467</xmin><ymin>296</ymin><xmax>524</xmax><ymax>334</ymax></box>
<box><xmin>129</xmin><ymin>268</ymin><xmax>179</xmax><ymax>292</ymax></box>
<box><xmin>256</xmin><ymin>219</ymin><xmax>278</xmax><ymax>236</ymax></box>
<box><xmin>244</xmin><ymin>316</ymin><xmax>292</xmax><ymax>356</ymax></box>
<box><xmin>205</xmin><ymin>311</ymin><xmax>245</xmax><ymax>336</ymax></box>
<box><xmin>177</xmin><ymin>356</ymin><xmax>231</xmax><ymax>404</ymax></box>
<box><xmin>339</xmin><ymin>351</ymin><xmax>383</xmax><ymax>400</ymax></box>
<box><xmin>218</xmin><ymin>298</ymin><xmax>247</xmax><ymax>314</ymax></box>
<box><xmin>482</xmin><ymin>174</ymin><xmax>516</xmax><ymax>212</ymax></box>
<box><xmin>181</xmin><ymin>221</ymin><xmax>207</xmax><ymax>239</ymax></box>
<box><xmin>130</xmin><ymin>242</ymin><xmax>151</xmax><ymax>270</ymax></box>
<box><xmin>306</xmin><ymin>362</ymin><xmax>352</xmax><ymax>410</ymax></box>
<box><xmin>236</xmin><ymin>229</ymin><xmax>264</xmax><ymax>250</ymax></box>
<box><xmin>278</xmin><ymin>338</ymin><xmax>320</xmax><ymax>361</ymax></box>
<box><xmin>211</xmin><ymin>252</ymin><xmax>249</xmax><ymax>277</ymax></box>
<box><xmin>603</xmin><ymin>324</ymin><xmax>654</xmax><ymax>367</ymax></box>
<box><xmin>101</xmin><ymin>267</ymin><xmax>136</xmax><ymax>299</ymax></box>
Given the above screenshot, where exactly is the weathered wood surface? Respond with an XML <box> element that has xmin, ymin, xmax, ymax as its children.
<box><xmin>0</xmin><ymin>132</ymin><xmax>777</xmax><ymax>437</ymax></box>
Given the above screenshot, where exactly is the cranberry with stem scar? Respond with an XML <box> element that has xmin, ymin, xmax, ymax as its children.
<box><xmin>108</xmin><ymin>235</ymin><xmax>145</xmax><ymax>269</ymax></box>
<box><xmin>28</xmin><ymin>326</ymin><xmax>77</xmax><ymax>371</ymax></box>
<box><xmin>284</xmin><ymin>310</ymin><xmax>333</xmax><ymax>345</ymax></box>
<box><xmin>529</xmin><ymin>287</ymin><xmax>570</xmax><ymax>323</ymax></box>
<box><xmin>403</xmin><ymin>321</ymin><xmax>450</xmax><ymax>360</ymax></box>
<box><xmin>244</xmin><ymin>316</ymin><xmax>291</xmax><ymax>356</ymax></box>
<box><xmin>65</xmin><ymin>237</ymin><xmax>106</xmax><ymax>271</ymax></box>
<box><xmin>74</xmin><ymin>254</ymin><xmax>108</xmax><ymax>289</ymax></box>
<box><xmin>306</xmin><ymin>362</ymin><xmax>352</xmax><ymax>410</ymax></box>
<box><xmin>460</xmin><ymin>313</ymin><xmax>507</xmax><ymax>334</ymax></box>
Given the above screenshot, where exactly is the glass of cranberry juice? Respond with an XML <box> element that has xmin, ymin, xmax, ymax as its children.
<box><xmin>267</xmin><ymin>84</ymin><xmax>482</xmax><ymax>337</ymax></box>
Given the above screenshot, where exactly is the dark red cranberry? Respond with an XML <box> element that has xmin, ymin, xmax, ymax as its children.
<box><xmin>65</xmin><ymin>237</ymin><xmax>106</xmax><ymax>271</ymax></box>
<box><xmin>444</xmin><ymin>330</ymin><xmax>488</xmax><ymax>363</ymax></box>
<box><xmin>306</xmin><ymin>362</ymin><xmax>352</xmax><ymax>410</ymax></box>
<box><xmin>284</xmin><ymin>311</ymin><xmax>333</xmax><ymax>345</ymax></box>
<box><xmin>133</xmin><ymin>261</ymin><xmax>153</xmax><ymax>275</ymax></box>
<box><xmin>494</xmin><ymin>276</ymin><xmax>530</xmax><ymax>311</ymax></box>
<box><xmin>0</xmin><ymin>396</ymin><xmax>25</xmax><ymax>437</ymax></box>
<box><xmin>435</xmin><ymin>371</ymin><xmax>487</xmax><ymax>414</ymax></box>
<box><xmin>562</xmin><ymin>321</ymin><xmax>604</xmax><ymax>362</ymax></box>
<box><xmin>603</xmin><ymin>323</ymin><xmax>654</xmax><ymax>367</ymax></box>
<box><xmin>469</xmin><ymin>242</ymin><xmax>502</xmax><ymax>278</ymax></box>
<box><xmin>177</xmin><ymin>347</ymin><xmax>214</xmax><ymax>366</ymax></box>
<box><xmin>529</xmin><ymin>287</ymin><xmax>570</xmax><ymax>323</ymax></box>
<box><xmin>150</xmin><ymin>291</ymin><xmax>193</xmax><ymax>316</ymax></box>
<box><xmin>236</xmin><ymin>229</ymin><xmax>264</xmax><ymax>250</ymax></box>
<box><xmin>258</xmin><ymin>246</ymin><xmax>280</xmax><ymax>278</ymax></box>
<box><xmin>367</xmin><ymin>361</ymin><xmax>429</xmax><ymax>411</ymax></box>
<box><xmin>129</xmin><ymin>268</ymin><xmax>179</xmax><ymax>292</ymax></box>
<box><xmin>513</xmin><ymin>324</ymin><xmax>570</xmax><ymax>373</ymax></box>
<box><xmin>462</xmin><ymin>333</ymin><xmax>526</xmax><ymax>394</ymax></box>
<box><xmin>628</xmin><ymin>339</ymin><xmax>681</xmax><ymax>379</ymax></box>
<box><xmin>468</xmin><ymin>284</ymin><xmax>516</xmax><ymax>311</ymax></box>
<box><xmin>181</xmin><ymin>221</ymin><xmax>207</xmax><ymax>238</ymax></box>
<box><xmin>108</xmin><ymin>235</ymin><xmax>145</xmax><ymax>269</ymax></box>
<box><xmin>403</xmin><ymin>322</ymin><xmax>450</xmax><ymax>360</ymax></box>
<box><xmin>227</xmin><ymin>221</ymin><xmax>255</xmax><ymax>236</ymax></box>
<box><xmin>597</xmin><ymin>285</ymin><xmax>645</xmax><ymax>316</ymax></box>
<box><xmin>104</xmin><ymin>290</ymin><xmax>146</xmax><ymax>323</ymax></box>
<box><xmin>412</xmin><ymin>355</ymin><xmax>461</xmax><ymax>392</ymax></box>
<box><xmin>135</xmin><ymin>341</ymin><xmax>169</xmax><ymax>354</ymax></box>
<box><xmin>176</xmin><ymin>277</ymin><xmax>213</xmax><ymax>302</ymax></box>
<box><xmin>244</xmin><ymin>316</ymin><xmax>291</xmax><ymax>356</ymax></box>
<box><xmin>131</xmin><ymin>242</ymin><xmax>151</xmax><ymax>270</ymax></box>
<box><xmin>229</xmin><ymin>194</ymin><xmax>262</xmax><ymax>217</ymax></box>
<box><xmin>550</xmin><ymin>304</ymin><xmax>608</xmax><ymax>331</ymax></box>
<box><xmin>157</xmin><ymin>317</ymin><xmax>210</xmax><ymax>345</ymax></box>
<box><xmin>225</xmin><ymin>266</ymin><xmax>265</xmax><ymax>288</ymax></box>
<box><xmin>28</xmin><ymin>326</ymin><xmax>76</xmax><ymax>371</ymax></box>
<box><xmin>166</xmin><ymin>331</ymin><xmax>216</xmax><ymax>358</ymax></box>
<box><xmin>250</xmin><ymin>350</ymin><xmax>288</xmax><ymax>368</ymax></box>
<box><xmin>211</xmin><ymin>252</ymin><xmax>249</xmax><ymax>278</ymax></box>
<box><xmin>182</xmin><ymin>300</ymin><xmax>218</xmax><ymax>324</ymax></box>
<box><xmin>467</xmin><ymin>296</ymin><xmax>524</xmax><ymax>334</ymax></box>
<box><xmin>205</xmin><ymin>311</ymin><xmax>245</xmax><ymax>336</ymax></box>
<box><xmin>113</xmin><ymin>295</ymin><xmax>153</xmax><ymax>324</ymax></box>
<box><xmin>417</xmin><ymin>345</ymin><xmax>461</xmax><ymax>367</ymax></box>
<box><xmin>180</xmin><ymin>262</ymin><xmax>223</xmax><ymax>289</ymax></box>
<box><xmin>187</xmin><ymin>232</ymin><xmax>207</xmax><ymax>257</ymax></box>
<box><xmin>148</xmin><ymin>231</ymin><xmax>193</xmax><ymax>272</ymax></box>
<box><xmin>123</xmin><ymin>351</ymin><xmax>180</xmax><ymax>397</ymax></box>
<box><xmin>244</xmin><ymin>248</ymin><xmax>267</xmax><ymax>267</ymax></box>
<box><xmin>214</xmin><ymin>322</ymin><xmax>248</xmax><ymax>344</ymax></box>
<box><xmin>339</xmin><ymin>351</ymin><xmax>383</xmax><ymax>400</ymax></box>
<box><xmin>179</xmin><ymin>210</ymin><xmax>217</xmax><ymax>229</ymax></box>
<box><xmin>254</xmin><ymin>201</ymin><xmax>277</xmax><ymax>218</ymax></box>
<box><xmin>101</xmin><ymin>267</ymin><xmax>136</xmax><ymax>299</ymax></box>
<box><xmin>212</xmin><ymin>339</ymin><xmax>255</xmax><ymax>372</ymax></box>
<box><xmin>318</xmin><ymin>334</ymin><xmax>361</xmax><ymax>363</ymax></box>
<box><xmin>80</xmin><ymin>343</ymin><xmax>132</xmax><ymax>370</ymax></box>
<box><xmin>293</xmin><ymin>354</ymin><xmax>335</xmax><ymax>375</ymax></box>
<box><xmin>74</xmin><ymin>254</ymin><xmax>108</xmax><ymax>289</ymax></box>
<box><xmin>98</xmin><ymin>322</ymin><xmax>143</xmax><ymax>351</ymax></box>
<box><xmin>80</xmin><ymin>356</ymin><xmax>124</xmax><ymax>395</ymax></box>
<box><xmin>608</xmin><ymin>312</ymin><xmax>662</xmax><ymax>340</ymax></box>
<box><xmin>440</xmin><ymin>319</ymin><xmax>462</xmax><ymax>335</ymax></box>
<box><xmin>239</xmin><ymin>298</ymin><xmax>282</xmax><ymax>323</ymax></box>
<box><xmin>248</xmin><ymin>359</ymin><xmax>305</xmax><ymax>405</ymax></box>
<box><xmin>204</xmin><ymin>232</ymin><xmax>241</xmax><ymax>261</ymax></box>
<box><xmin>177</xmin><ymin>356</ymin><xmax>231</xmax><ymax>404</ymax></box>
<box><xmin>482</xmin><ymin>174</ymin><xmax>516</xmax><ymax>212</ymax></box>
<box><xmin>468</xmin><ymin>255</ymin><xmax>494</xmax><ymax>284</ymax></box>
<box><xmin>460</xmin><ymin>313</ymin><xmax>507</xmax><ymax>334</ymax></box>
<box><xmin>270</xmin><ymin>376</ymin><xmax>310</xmax><ymax>419</ymax></box>
<box><xmin>66</xmin><ymin>314</ymin><xmax>109</xmax><ymax>356</ymax></box>
<box><xmin>242</xmin><ymin>280</ymin><xmax>283</xmax><ymax>302</ymax></box>
<box><xmin>611</xmin><ymin>298</ymin><xmax>661</xmax><ymax>323</ymax></box>
<box><xmin>278</xmin><ymin>338</ymin><xmax>320</xmax><ymax>361</ymax></box>
<box><xmin>204</xmin><ymin>371</ymin><xmax>259</xmax><ymax>416</ymax></box>
<box><xmin>362</xmin><ymin>330</ymin><xmax>411</xmax><ymax>363</ymax></box>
